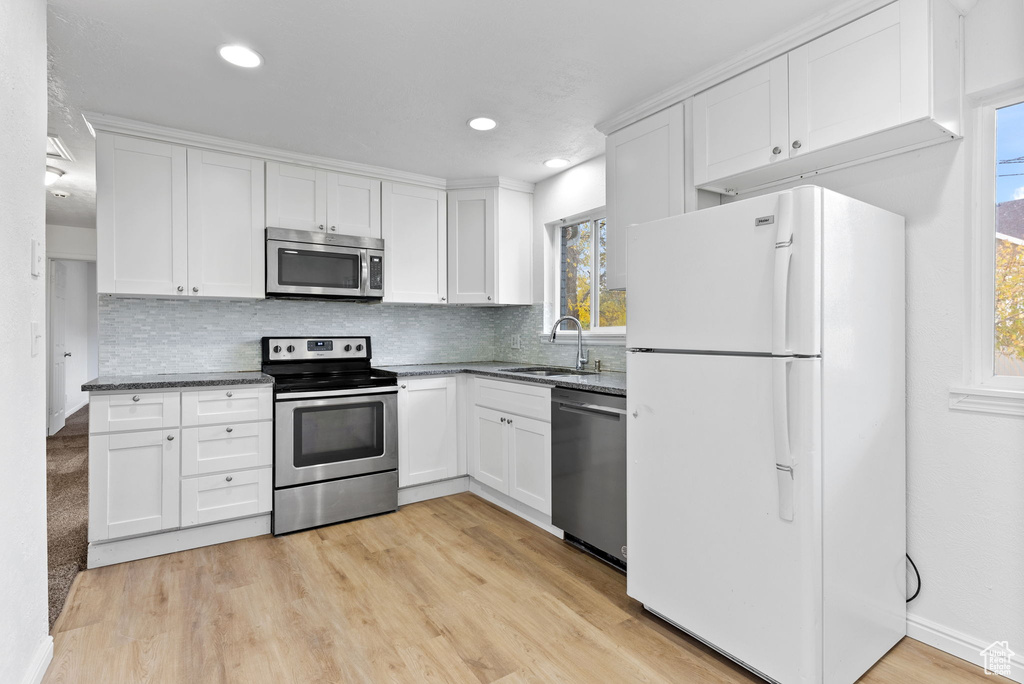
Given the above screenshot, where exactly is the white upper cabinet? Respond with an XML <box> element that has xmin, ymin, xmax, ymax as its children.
<box><xmin>266</xmin><ymin>161</ymin><xmax>381</xmax><ymax>238</ymax></box>
<box><xmin>605</xmin><ymin>102</ymin><xmax>685</xmax><ymax>291</ymax></box>
<box><xmin>693</xmin><ymin>57</ymin><xmax>789</xmax><ymax>188</ymax></box>
<box><xmin>96</xmin><ymin>132</ymin><xmax>188</xmax><ymax>296</ymax></box>
<box><xmin>447</xmin><ymin>185</ymin><xmax>533</xmax><ymax>304</ymax></box>
<box><xmin>381</xmin><ymin>182</ymin><xmax>448</xmax><ymax>303</ymax></box>
<box><xmin>693</xmin><ymin>0</ymin><xmax>961</xmax><ymax>194</ymax></box>
<box><xmin>187</xmin><ymin>149</ymin><xmax>265</xmax><ymax>299</ymax></box>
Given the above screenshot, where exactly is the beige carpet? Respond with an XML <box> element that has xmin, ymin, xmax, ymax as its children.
<box><xmin>46</xmin><ymin>405</ymin><xmax>89</xmax><ymax>630</ymax></box>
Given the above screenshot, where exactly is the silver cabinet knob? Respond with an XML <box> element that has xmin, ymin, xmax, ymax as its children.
<box><xmin>400</xmin><ymin>384</ymin><xmax>407</xmax><ymax>389</ymax></box>
<box><xmin>318</xmin><ymin>224</ymin><xmax>325</xmax><ymax>231</ymax></box>
<box><xmin>792</xmin><ymin>140</ymin><xmax>802</xmax><ymax>150</ymax></box>
<box><xmin>132</xmin><ymin>395</ymin><xmax>140</xmax><ymax>402</ymax></box>
<box><xmin>166</xmin><ymin>434</ymin><xmax>175</xmax><ymax>441</ymax></box>
<box><xmin>440</xmin><ymin>297</ymin><xmax>446</xmax><ymax>302</ymax></box>
<box><xmin>225</xmin><ymin>426</ymin><xmax>233</xmax><ymax>433</ymax></box>
<box><xmin>500</xmin><ymin>417</ymin><xmax>506</xmax><ymax>423</ymax></box>
<box><xmin>487</xmin><ymin>296</ymin><xmax>492</xmax><ymax>301</ymax></box>
<box><xmin>632</xmin><ymin>410</ymin><xmax>639</xmax><ymax>418</ymax></box>
<box><xmin>225</xmin><ymin>475</ymin><xmax>233</xmax><ymax>482</ymax></box>
<box><xmin>226</xmin><ymin>391</ymin><xmax>233</xmax><ymax>397</ymax></box>
<box><xmin>329</xmin><ymin>226</ymin><xmax>337</xmax><ymax>232</ymax></box>
<box><xmin>192</xmin><ymin>286</ymin><xmax>199</xmax><ymax>293</ymax></box>
<box><xmin>177</xmin><ymin>285</ymin><xmax>184</xmax><ymax>292</ymax></box>
<box><xmin>772</xmin><ymin>146</ymin><xmax>782</xmax><ymax>155</ymax></box>
<box><xmin>508</xmin><ymin>419</ymin><xmax>513</xmax><ymax>425</ymax></box>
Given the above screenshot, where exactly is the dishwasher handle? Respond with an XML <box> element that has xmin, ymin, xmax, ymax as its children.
<box><xmin>555</xmin><ymin>400</ymin><xmax>627</xmax><ymax>419</ymax></box>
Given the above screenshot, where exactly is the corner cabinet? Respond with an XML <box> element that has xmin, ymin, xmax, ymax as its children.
<box><xmin>693</xmin><ymin>0</ymin><xmax>961</xmax><ymax>194</ymax></box>
<box><xmin>398</xmin><ymin>377</ymin><xmax>459</xmax><ymax>486</ymax></box>
<box><xmin>96</xmin><ymin>131</ymin><xmax>266</xmax><ymax>299</ymax></box>
<box><xmin>447</xmin><ymin>185</ymin><xmax>533</xmax><ymax>304</ymax></box>
<box><xmin>381</xmin><ymin>182</ymin><xmax>448</xmax><ymax>303</ymax></box>
<box><xmin>265</xmin><ymin>161</ymin><xmax>381</xmax><ymax>238</ymax></box>
<box><xmin>605</xmin><ymin>102</ymin><xmax>685</xmax><ymax>291</ymax></box>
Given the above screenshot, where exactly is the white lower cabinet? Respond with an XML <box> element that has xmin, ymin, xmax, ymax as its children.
<box><xmin>469</xmin><ymin>378</ymin><xmax>552</xmax><ymax>515</ymax></box>
<box><xmin>181</xmin><ymin>421</ymin><xmax>272</xmax><ymax>476</ymax></box>
<box><xmin>181</xmin><ymin>387</ymin><xmax>272</xmax><ymax>427</ymax></box>
<box><xmin>180</xmin><ymin>468</ymin><xmax>272</xmax><ymax>527</ymax></box>
<box><xmin>398</xmin><ymin>377</ymin><xmax>458</xmax><ymax>487</ymax></box>
<box><xmin>89</xmin><ymin>429</ymin><xmax>180</xmax><ymax>542</ymax></box>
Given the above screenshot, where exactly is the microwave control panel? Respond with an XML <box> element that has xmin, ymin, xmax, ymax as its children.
<box><xmin>369</xmin><ymin>255</ymin><xmax>383</xmax><ymax>291</ymax></box>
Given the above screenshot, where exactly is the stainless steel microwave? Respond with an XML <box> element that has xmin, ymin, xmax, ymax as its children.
<box><xmin>266</xmin><ymin>227</ymin><xmax>384</xmax><ymax>299</ymax></box>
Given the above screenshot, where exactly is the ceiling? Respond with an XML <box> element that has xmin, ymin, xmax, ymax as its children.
<box><xmin>46</xmin><ymin>0</ymin><xmax>857</xmax><ymax>229</ymax></box>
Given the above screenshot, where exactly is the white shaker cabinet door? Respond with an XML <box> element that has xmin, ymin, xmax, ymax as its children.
<box><xmin>693</xmin><ymin>56</ymin><xmax>789</xmax><ymax>187</ymax></box>
<box><xmin>186</xmin><ymin>149</ymin><xmax>265</xmax><ymax>299</ymax></box>
<box><xmin>89</xmin><ymin>429</ymin><xmax>180</xmax><ymax>541</ymax></box>
<box><xmin>398</xmin><ymin>377</ymin><xmax>458</xmax><ymax>487</ymax></box>
<box><xmin>265</xmin><ymin>162</ymin><xmax>328</xmax><ymax>233</ymax></box>
<box><xmin>382</xmin><ymin>182</ymin><xmax>448</xmax><ymax>303</ymax></box>
<box><xmin>507</xmin><ymin>414</ymin><xmax>552</xmax><ymax>515</ymax></box>
<box><xmin>447</xmin><ymin>188</ymin><xmax>496</xmax><ymax>304</ymax></box>
<box><xmin>788</xmin><ymin>2</ymin><xmax>904</xmax><ymax>156</ymax></box>
<box><xmin>96</xmin><ymin>132</ymin><xmax>188</xmax><ymax>296</ymax></box>
<box><xmin>325</xmin><ymin>172</ymin><xmax>381</xmax><ymax>238</ymax></box>
<box><xmin>605</xmin><ymin>102</ymin><xmax>684</xmax><ymax>291</ymax></box>
<box><xmin>180</xmin><ymin>468</ymin><xmax>272</xmax><ymax>527</ymax></box>
<box><xmin>470</xmin><ymin>406</ymin><xmax>508</xmax><ymax>493</ymax></box>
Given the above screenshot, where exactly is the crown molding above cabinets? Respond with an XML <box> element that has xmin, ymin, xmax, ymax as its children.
<box><xmin>446</xmin><ymin>177</ymin><xmax>536</xmax><ymax>193</ymax></box>
<box><xmin>83</xmin><ymin>112</ymin><xmax>448</xmax><ymax>190</ymax></box>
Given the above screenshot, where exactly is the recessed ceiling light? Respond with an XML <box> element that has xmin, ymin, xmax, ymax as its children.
<box><xmin>468</xmin><ymin>117</ymin><xmax>497</xmax><ymax>131</ymax></box>
<box><xmin>219</xmin><ymin>44</ymin><xmax>263</xmax><ymax>68</ymax></box>
<box><xmin>544</xmin><ymin>158</ymin><xmax>570</xmax><ymax>169</ymax></box>
<box><xmin>45</xmin><ymin>166</ymin><xmax>64</xmax><ymax>186</ymax></box>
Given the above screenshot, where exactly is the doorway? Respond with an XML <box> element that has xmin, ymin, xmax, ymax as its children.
<box><xmin>46</xmin><ymin>258</ymin><xmax>97</xmax><ymax>435</ymax></box>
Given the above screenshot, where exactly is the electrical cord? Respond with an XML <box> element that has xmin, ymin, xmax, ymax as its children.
<box><xmin>906</xmin><ymin>553</ymin><xmax>921</xmax><ymax>603</ymax></box>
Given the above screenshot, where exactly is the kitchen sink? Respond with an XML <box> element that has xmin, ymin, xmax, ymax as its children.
<box><xmin>498</xmin><ymin>366</ymin><xmax>598</xmax><ymax>377</ymax></box>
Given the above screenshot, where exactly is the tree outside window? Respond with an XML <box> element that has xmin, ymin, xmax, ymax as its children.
<box><xmin>994</xmin><ymin>100</ymin><xmax>1024</xmax><ymax>375</ymax></box>
<box><xmin>559</xmin><ymin>216</ymin><xmax>626</xmax><ymax>331</ymax></box>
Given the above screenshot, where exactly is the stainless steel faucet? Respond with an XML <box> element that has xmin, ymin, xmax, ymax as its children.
<box><xmin>549</xmin><ymin>316</ymin><xmax>590</xmax><ymax>370</ymax></box>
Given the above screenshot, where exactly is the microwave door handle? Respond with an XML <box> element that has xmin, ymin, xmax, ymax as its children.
<box><xmin>360</xmin><ymin>249</ymin><xmax>369</xmax><ymax>296</ymax></box>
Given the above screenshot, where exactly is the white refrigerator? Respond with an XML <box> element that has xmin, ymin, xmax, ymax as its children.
<box><xmin>625</xmin><ymin>186</ymin><xmax>906</xmax><ymax>684</ymax></box>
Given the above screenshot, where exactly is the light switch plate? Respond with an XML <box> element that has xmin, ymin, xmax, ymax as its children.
<box><xmin>30</xmin><ymin>239</ymin><xmax>42</xmax><ymax>277</ymax></box>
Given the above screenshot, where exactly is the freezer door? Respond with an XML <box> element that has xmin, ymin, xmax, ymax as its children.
<box><xmin>626</xmin><ymin>187</ymin><xmax>821</xmax><ymax>356</ymax></box>
<box><xmin>626</xmin><ymin>351</ymin><xmax>822</xmax><ymax>683</ymax></box>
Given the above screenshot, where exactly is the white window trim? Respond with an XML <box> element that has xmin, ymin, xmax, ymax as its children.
<box><xmin>542</xmin><ymin>206</ymin><xmax>626</xmax><ymax>342</ymax></box>
<box><xmin>953</xmin><ymin>90</ymin><xmax>1024</xmax><ymax>415</ymax></box>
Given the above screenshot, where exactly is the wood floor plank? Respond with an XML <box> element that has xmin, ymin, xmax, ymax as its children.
<box><xmin>44</xmin><ymin>492</ymin><xmax>996</xmax><ymax>684</ymax></box>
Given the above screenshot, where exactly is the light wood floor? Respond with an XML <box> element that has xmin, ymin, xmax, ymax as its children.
<box><xmin>46</xmin><ymin>493</ymin><xmax>992</xmax><ymax>683</ymax></box>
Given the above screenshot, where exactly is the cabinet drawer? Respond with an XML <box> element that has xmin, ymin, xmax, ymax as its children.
<box><xmin>473</xmin><ymin>378</ymin><xmax>550</xmax><ymax>422</ymax></box>
<box><xmin>180</xmin><ymin>467</ymin><xmax>272</xmax><ymax>527</ymax></box>
<box><xmin>181</xmin><ymin>386</ymin><xmax>271</xmax><ymax>426</ymax></box>
<box><xmin>181</xmin><ymin>421</ymin><xmax>271</xmax><ymax>476</ymax></box>
<box><xmin>90</xmin><ymin>392</ymin><xmax>181</xmax><ymax>433</ymax></box>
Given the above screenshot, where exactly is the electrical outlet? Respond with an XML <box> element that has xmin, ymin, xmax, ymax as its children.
<box><xmin>510</xmin><ymin>334</ymin><xmax>521</xmax><ymax>349</ymax></box>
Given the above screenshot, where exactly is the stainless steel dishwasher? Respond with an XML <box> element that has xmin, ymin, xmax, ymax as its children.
<box><xmin>551</xmin><ymin>387</ymin><xmax>627</xmax><ymax>569</ymax></box>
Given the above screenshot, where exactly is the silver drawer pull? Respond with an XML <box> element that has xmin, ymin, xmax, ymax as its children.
<box><xmin>225</xmin><ymin>427</ymin><xmax>233</xmax><ymax>433</ymax></box>
<box><xmin>226</xmin><ymin>391</ymin><xmax>233</xmax><ymax>398</ymax></box>
<box><xmin>225</xmin><ymin>475</ymin><xmax>233</xmax><ymax>482</ymax></box>
<box><xmin>132</xmin><ymin>395</ymin><xmax>140</xmax><ymax>402</ymax></box>
<box><xmin>166</xmin><ymin>434</ymin><xmax>174</xmax><ymax>441</ymax></box>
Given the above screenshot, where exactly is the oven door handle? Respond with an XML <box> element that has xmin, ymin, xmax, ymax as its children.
<box><xmin>277</xmin><ymin>386</ymin><xmax>398</xmax><ymax>400</ymax></box>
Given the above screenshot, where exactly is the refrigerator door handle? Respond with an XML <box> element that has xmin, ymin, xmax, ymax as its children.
<box><xmin>772</xmin><ymin>195</ymin><xmax>794</xmax><ymax>355</ymax></box>
<box><xmin>773</xmin><ymin>357</ymin><xmax>795</xmax><ymax>522</ymax></box>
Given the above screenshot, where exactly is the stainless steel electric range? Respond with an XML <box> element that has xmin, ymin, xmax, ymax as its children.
<box><xmin>261</xmin><ymin>336</ymin><xmax>398</xmax><ymax>535</ymax></box>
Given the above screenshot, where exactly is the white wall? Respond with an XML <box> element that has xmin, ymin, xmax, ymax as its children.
<box><xmin>0</xmin><ymin>0</ymin><xmax>53</xmax><ymax>683</ymax></box>
<box><xmin>62</xmin><ymin>260</ymin><xmax>97</xmax><ymax>414</ymax></box>
<box><xmin>964</xmin><ymin>0</ymin><xmax>1024</xmax><ymax>100</ymax></box>
<box><xmin>45</xmin><ymin>223</ymin><xmax>96</xmax><ymax>261</ymax></box>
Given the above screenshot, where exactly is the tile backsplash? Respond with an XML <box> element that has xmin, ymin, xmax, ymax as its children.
<box><xmin>98</xmin><ymin>298</ymin><xmax>627</xmax><ymax>376</ymax></box>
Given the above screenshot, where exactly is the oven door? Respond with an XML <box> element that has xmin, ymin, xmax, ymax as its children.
<box><xmin>275</xmin><ymin>387</ymin><xmax>398</xmax><ymax>487</ymax></box>
<box><xmin>267</xmin><ymin>239</ymin><xmax>367</xmax><ymax>298</ymax></box>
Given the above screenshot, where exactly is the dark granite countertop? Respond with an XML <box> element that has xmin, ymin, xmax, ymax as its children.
<box><xmin>372</xmin><ymin>361</ymin><xmax>627</xmax><ymax>396</ymax></box>
<box><xmin>83</xmin><ymin>371</ymin><xmax>274</xmax><ymax>392</ymax></box>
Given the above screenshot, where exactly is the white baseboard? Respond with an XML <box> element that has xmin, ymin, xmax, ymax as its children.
<box><xmin>907</xmin><ymin>613</ymin><xmax>1024</xmax><ymax>683</ymax></box>
<box><xmin>398</xmin><ymin>476</ymin><xmax>469</xmax><ymax>505</ymax></box>
<box><xmin>22</xmin><ymin>636</ymin><xmax>53</xmax><ymax>684</ymax></box>
<box><xmin>65</xmin><ymin>398</ymin><xmax>88</xmax><ymax>416</ymax></box>
<box><xmin>87</xmin><ymin>514</ymin><xmax>270</xmax><ymax>568</ymax></box>
<box><xmin>468</xmin><ymin>480</ymin><xmax>563</xmax><ymax>538</ymax></box>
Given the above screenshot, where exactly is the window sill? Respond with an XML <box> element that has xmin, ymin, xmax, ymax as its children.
<box><xmin>948</xmin><ymin>386</ymin><xmax>1024</xmax><ymax>417</ymax></box>
<box><xmin>535</xmin><ymin>331</ymin><xmax>626</xmax><ymax>346</ymax></box>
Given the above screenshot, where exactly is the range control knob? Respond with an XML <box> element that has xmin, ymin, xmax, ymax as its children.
<box><xmin>286</xmin><ymin>345</ymin><xmax>296</xmax><ymax>353</ymax></box>
<box><xmin>355</xmin><ymin>344</ymin><xmax>364</xmax><ymax>352</ymax></box>
<box><xmin>273</xmin><ymin>345</ymin><xmax>282</xmax><ymax>353</ymax></box>
<box><xmin>344</xmin><ymin>344</ymin><xmax>352</xmax><ymax>352</ymax></box>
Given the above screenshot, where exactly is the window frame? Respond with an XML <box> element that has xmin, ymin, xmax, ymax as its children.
<box><xmin>954</xmin><ymin>90</ymin><xmax>1024</xmax><ymax>414</ymax></box>
<box><xmin>543</xmin><ymin>206</ymin><xmax>626</xmax><ymax>342</ymax></box>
